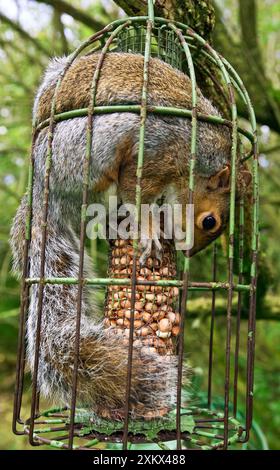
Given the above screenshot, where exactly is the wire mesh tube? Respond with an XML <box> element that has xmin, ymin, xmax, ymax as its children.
<box><xmin>104</xmin><ymin>236</ymin><xmax>180</xmax><ymax>420</ymax></box>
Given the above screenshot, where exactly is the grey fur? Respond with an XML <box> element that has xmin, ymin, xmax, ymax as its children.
<box><xmin>10</xmin><ymin>52</ymin><xmax>230</xmax><ymax>415</ymax></box>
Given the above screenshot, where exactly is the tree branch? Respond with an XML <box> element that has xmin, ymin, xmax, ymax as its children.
<box><xmin>0</xmin><ymin>12</ymin><xmax>49</xmax><ymax>56</ymax></box>
<box><xmin>0</xmin><ymin>183</ymin><xmax>21</xmax><ymax>202</ymax></box>
<box><xmin>31</xmin><ymin>0</ymin><xmax>104</xmax><ymax>31</ymax></box>
<box><xmin>0</xmin><ymin>38</ymin><xmax>44</xmax><ymax>67</ymax></box>
<box><xmin>260</xmin><ymin>144</ymin><xmax>280</xmax><ymax>155</ymax></box>
<box><xmin>238</xmin><ymin>0</ymin><xmax>264</xmax><ymax>73</ymax></box>
<box><xmin>0</xmin><ymin>69</ymin><xmax>32</xmax><ymax>94</ymax></box>
<box><xmin>238</xmin><ymin>0</ymin><xmax>280</xmax><ymax>129</ymax></box>
<box><xmin>52</xmin><ymin>10</ymin><xmax>69</xmax><ymax>55</ymax></box>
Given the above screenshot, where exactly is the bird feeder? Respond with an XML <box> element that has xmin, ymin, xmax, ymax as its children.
<box><xmin>12</xmin><ymin>0</ymin><xmax>259</xmax><ymax>450</ymax></box>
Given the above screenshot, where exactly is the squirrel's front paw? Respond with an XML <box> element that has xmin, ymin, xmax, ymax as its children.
<box><xmin>139</xmin><ymin>238</ymin><xmax>162</xmax><ymax>266</ymax></box>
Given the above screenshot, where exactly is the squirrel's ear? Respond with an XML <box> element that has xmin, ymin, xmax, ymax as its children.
<box><xmin>207</xmin><ymin>166</ymin><xmax>231</xmax><ymax>191</ymax></box>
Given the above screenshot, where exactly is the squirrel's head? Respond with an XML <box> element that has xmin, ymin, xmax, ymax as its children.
<box><xmin>172</xmin><ymin>165</ymin><xmax>252</xmax><ymax>256</ymax></box>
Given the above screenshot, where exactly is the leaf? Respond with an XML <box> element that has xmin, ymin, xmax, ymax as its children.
<box><xmin>74</xmin><ymin>408</ymin><xmax>195</xmax><ymax>441</ymax></box>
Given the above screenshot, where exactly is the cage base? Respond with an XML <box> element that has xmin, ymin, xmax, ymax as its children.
<box><xmin>22</xmin><ymin>406</ymin><xmax>244</xmax><ymax>450</ymax></box>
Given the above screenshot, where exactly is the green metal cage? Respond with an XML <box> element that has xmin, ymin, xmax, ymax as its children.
<box><xmin>12</xmin><ymin>0</ymin><xmax>259</xmax><ymax>451</ymax></box>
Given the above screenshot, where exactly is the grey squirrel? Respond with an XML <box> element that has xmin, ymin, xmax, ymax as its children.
<box><xmin>10</xmin><ymin>52</ymin><xmax>251</xmax><ymax>419</ymax></box>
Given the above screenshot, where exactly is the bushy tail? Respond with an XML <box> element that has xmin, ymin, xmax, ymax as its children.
<box><xmin>10</xmin><ymin>194</ymin><xmax>178</xmax><ymax>419</ymax></box>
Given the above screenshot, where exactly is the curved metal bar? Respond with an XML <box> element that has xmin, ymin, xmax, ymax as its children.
<box><xmin>168</xmin><ymin>23</ymin><xmax>198</xmax><ymax>450</ymax></box>
<box><xmin>12</xmin><ymin>129</ymin><xmax>36</xmax><ymax>435</ymax></box>
<box><xmin>35</xmin><ymin>105</ymin><xmax>255</xmax><ymax>144</ymax></box>
<box><xmin>233</xmin><ymin>196</ymin><xmax>245</xmax><ymax>418</ymax></box>
<box><xmin>207</xmin><ymin>243</ymin><xmax>218</xmax><ymax>408</ymax></box>
<box><xmin>122</xmin><ymin>16</ymin><xmax>153</xmax><ymax>450</ymax></box>
<box><xmin>182</xmin><ymin>42</ymin><xmax>250</xmax><ymax>106</ymax></box>
<box><xmin>68</xmin><ymin>21</ymin><xmax>130</xmax><ymax>450</ymax></box>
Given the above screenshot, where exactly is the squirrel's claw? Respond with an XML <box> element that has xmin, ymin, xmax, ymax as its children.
<box><xmin>154</xmin><ymin>238</ymin><xmax>163</xmax><ymax>263</ymax></box>
<box><xmin>139</xmin><ymin>238</ymin><xmax>162</xmax><ymax>266</ymax></box>
<box><xmin>139</xmin><ymin>239</ymin><xmax>152</xmax><ymax>266</ymax></box>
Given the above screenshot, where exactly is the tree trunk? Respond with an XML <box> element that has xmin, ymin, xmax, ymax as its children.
<box><xmin>114</xmin><ymin>0</ymin><xmax>215</xmax><ymax>41</ymax></box>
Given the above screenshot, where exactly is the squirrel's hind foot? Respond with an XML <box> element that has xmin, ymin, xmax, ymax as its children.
<box><xmin>96</xmin><ymin>405</ymin><xmax>170</xmax><ymax>421</ymax></box>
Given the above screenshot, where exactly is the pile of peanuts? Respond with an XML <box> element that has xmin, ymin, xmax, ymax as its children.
<box><xmin>104</xmin><ymin>238</ymin><xmax>181</xmax><ymax>356</ymax></box>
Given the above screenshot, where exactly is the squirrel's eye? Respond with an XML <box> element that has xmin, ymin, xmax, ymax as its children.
<box><xmin>196</xmin><ymin>211</ymin><xmax>221</xmax><ymax>233</ymax></box>
<box><xmin>202</xmin><ymin>215</ymin><xmax>216</xmax><ymax>231</ymax></box>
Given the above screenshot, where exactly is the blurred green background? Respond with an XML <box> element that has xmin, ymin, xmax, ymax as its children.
<box><xmin>0</xmin><ymin>0</ymin><xmax>280</xmax><ymax>450</ymax></box>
